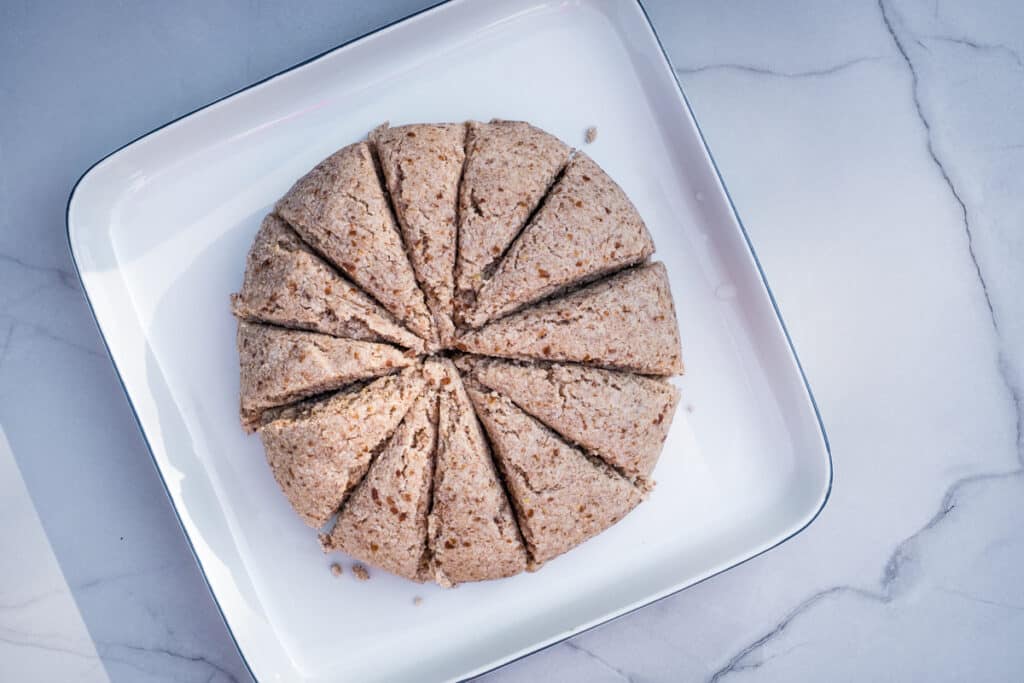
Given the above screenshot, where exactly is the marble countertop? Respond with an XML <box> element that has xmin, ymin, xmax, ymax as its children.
<box><xmin>2</xmin><ymin>1</ymin><xmax>1021</xmax><ymax>681</ymax></box>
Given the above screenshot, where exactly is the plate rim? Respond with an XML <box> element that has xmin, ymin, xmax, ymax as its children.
<box><xmin>64</xmin><ymin>1</ymin><xmax>834</xmax><ymax>680</ymax></box>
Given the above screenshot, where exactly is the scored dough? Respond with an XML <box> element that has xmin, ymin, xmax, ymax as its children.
<box><xmin>231</xmin><ymin>215</ymin><xmax>424</xmax><ymax>351</ymax></box>
<box><xmin>324</xmin><ymin>385</ymin><xmax>438</xmax><ymax>582</ymax></box>
<box><xmin>371</xmin><ymin>123</ymin><xmax>465</xmax><ymax>345</ymax></box>
<box><xmin>458</xmin><ymin>356</ymin><xmax>679</xmax><ymax>483</ymax></box>
<box><xmin>455</xmin><ymin>120</ymin><xmax>572</xmax><ymax>307</ymax></box>
<box><xmin>275</xmin><ymin>142</ymin><xmax>436</xmax><ymax>344</ymax></box>
<box><xmin>237</xmin><ymin>122</ymin><xmax>685</xmax><ymax>586</ymax></box>
<box><xmin>456</xmin><ymin>262</ymin><xmax>683</xmax><ymax>376</ymax></box>
<box><xmin>237</xmin><ymin>321</ymin><xmax>415</xmax><ymax>432</ymax></box>
<box><xmin>465</xmin><ymin>152</ymin><xmax>654</xmax><ymax>328</ymax></box>
<box><xmin>427</xmin><ymin>359</ymin><xmax>528</xmax><ymax>586</ymax></box>
<box><xmin>259</xmin><ymin>366</ymin><xmax>425</xmax><ymax>528</ymax></box>
<box><xmin>465</xmin><ymin>382</ymin><xmax>644</xmax><ymax>567</ymax></box>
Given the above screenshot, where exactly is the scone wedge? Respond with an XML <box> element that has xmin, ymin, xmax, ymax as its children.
<box><xmin>231</xmin><ymin>215</ymin><xmax>423</xmax><ymax>351</ymax></box>
<box><xmin>465</xmin><ymin>153</ymin><xmax>654</xmax><ymax>327</ymax></box>
<box><xmin>237</xmin><ymin>321</ymin><xmax>415</xmax><ymax>432</ymax></box>
<box><xmin>275</xmin><ymin>142</ymin><xmax>435</xmax><ymax>343</ymax></box>
<box><xmin>465</xmin><ymin>383</ymin><xmax>644</xmax><ymax>567</ymax></box>
<box><xmin>455</xmin><ymin>120</ymin><xmax>572</xmax><ymax>306</ymax></box>
<box><xmin>259</xmin><ymin>366</ymin><xmax>425</xmax><ymax>528</ymax></box>
<box><xmin>371</xmin><ymin>123</ymin><xmax>465</xmax><ymax>344</ymax></box>
<box><xmin>427</xmin><ymin>359</ymin><xmax>528</xmax><ymax>586</ymax></box>
<box><xmin>457</xmin><ymin>262</ymin><xmax>683</xmax><ymax>376</ymax></box>
<box><xmin>459</xmin><ymin>357</ymin><xmax>679</xmax><ymax>483</ymax></box>
<box><xmin>324</xmin><ymin>384</ymin><xmax>438</xmax><ymax>582</ymax></box>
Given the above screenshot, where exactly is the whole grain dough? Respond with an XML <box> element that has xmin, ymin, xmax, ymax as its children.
<box><xmin>466</xmin><ymin>153</ymin><xmax>654</xmax><ymax>328</ymax></box>
<box><xmin>237</xmin><ymin>321</ymin><xmax>414</xmax><ymax>432</ymax></box>
<box><xmin>259</xmin><ymin>367</ymin><xmax>424</xmax><ymax>528</ymax></box>
<box><xmin>276</xmin><ymin>142</ymin><xmax>436</xmax><ymax>344</ymax></box>
<box><xmin>457</xmin><ymin>262</ymin><xmax>683</xmax><ymax>376</ymax></box>
<box><xmin>372</xmin><ymin>123</ymin><xmax>465</xmax><ymax>344</ymax></box>
<box><xmin>235</xmin><ymin>121</ymin><xmax>686</xmax><ymax>587</ymax></box>
<box><xmin>427</xmin><ymin>360</ymin><xmax>528</xmax><ymax>586</ymax></box>
<box><xmin>325</xmin><ymin>386</ymin><xmax>437</xmax><ymax>581</ymax></box>
<box><xmin>466</xmin><ymin>382</ymin><xmax>644</xmax><ymax>567</ymax></box>
<box><xmin>455</xmin><ymin>120</ymin><xmax>572</xmax><ymax>306</ymax></box>
<box><xmin>459</xmin><ymin>356</ymin><xmax>679</xmax><ymax>483</ymax></box>
<box><xmin>231</xmin><ymin>214</ymin><xmax>424</xmax><ymax>351</ymax></box>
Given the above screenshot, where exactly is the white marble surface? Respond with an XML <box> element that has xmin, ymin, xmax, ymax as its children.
<box><xmin>1</xmin><ymin>0</ymin><xmax>1021</xmax><ymax>681</ymax></box>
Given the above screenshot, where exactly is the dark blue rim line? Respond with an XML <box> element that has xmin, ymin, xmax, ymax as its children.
<box><xmin>64</xmin><ymin>1</ymin><xmax>833</xmax><ymax>681</ymax></box>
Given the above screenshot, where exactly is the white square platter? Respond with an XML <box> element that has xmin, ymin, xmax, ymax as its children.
<box><xmin>67</xmin><ymin>1</ymin><xmax>832</xmax><ymax>680</ymax></box>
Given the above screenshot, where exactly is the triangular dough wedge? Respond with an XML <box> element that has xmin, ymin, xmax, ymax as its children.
<box><xmin>427</xmin><ymin>359</ymin><xmax>527</xmax><ymax>587</ymax></box>
<box><xmin>231</xmin><ymin>215</ymin><xmax>423</xmax><ymax>351</ymax></box>
<box><xmin>275</xmin><ymin>142</ymin><xmax>435</xmax><ymax>344</ymax></box>
<box><xmin>465</xmin><ymin>153</ymin><xmax>654</xmax><ymax>327</ymax></box>
<box><xmin>459</xmin><ymin>357</ymin><xmax>679</xmax><ymax>482</ymax></box>
<box><xmin>370</xmin><ymin>123</ymin><xmax>465</xmax><ymax>344</ymax></box>
<box><xmin>323</xmin><ymin>385</ymin><xmax>438</xmax><ymax>582</ymax></box>
<box><xmin>455</xmin><ymin>120</ymin><xmax>572</xmax><ymax>304</ymax></box>
<box><xmin>456</xmin><ymin>263</ymin><xmax>683</xmax><ymax>376</ymax></box>
<box><xmin>237</xmin><ymin>321</ymin><xmax>415</xmax><ymax>432</ymax></box>
<box><xmin>259</xmin><ymin>366</ymin><xmax>424</xmax><ymax>528</ymax></box>
<box><xmin>465</xmin><ymin>383</ymin><xmax>643</xmax><ymax>567</ymax></box>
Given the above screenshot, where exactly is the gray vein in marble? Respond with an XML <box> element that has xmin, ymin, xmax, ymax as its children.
<box><xmin>102</xmin><ymin>642</ymin><xmax>241</xmax><ymax>683</ymax></box>
<box><xmin>0</xmin><ymin>323</ymin><xmax>14</xmax><ymax>369</ymax></box>
<box><xmin>0</xmin><ymin>630</ymin><xmax>97</xmax><ymax>660</ymax></box>
<box><xmin>878</xmin><ymin>0</ymin><xmax>996</xmax><ymax>324</ymax></box>
<box><xmin>2</xmin><ymin>625</ymin><xmax>239</xmax><ymax>682</ymax></box>
<box><xmin>702</xmin><ymin>8</ymin><xmax>1024</xmax><ymax>679</ymax></box>
<box><xmin>0</xmin><ymin>252</ymin><xmax>79</xmax><ymax>293</ymax></box>
<box><xmin>880</xmin><ymin>470</ymin><xmax>1022</xmax><ymax>591</ymax></box>
<box><xmin>0</xmin><ymin>587</ymin><xmax>65</xmax><ymax>612</ymax></box>
<box><xmin>0</xmin><ymin>566</ymin><xmax>176</xmax><ymax>612</ymax></box>
<box><xmin>563</xmin><ymin>641</ymin><xmax>634</xmax><ymax>682</ymax></box>
<box><xmin>674</xmin><ymin>56</ymin><xmax>886</xmax><ymax>79</ymax></box>
<box><xmin>684</xmin><ymin>468</ymin><xmax>1024</xmax><ymax>681</ymax></box>
<box><xmin>938</xmin><ymin>587</ymin><xmax>1024</xmax><ymax>612</ymax></box>
<box><xmin>879</xmin><ymin>0</ymin><xmax>1023</xmax><ymax>459</ymax></box>
<box><xmin>0</xmin><ymin>319</ymin><xmax>103</xmax><ymax>360</ymax></box>
<box><xmin>925</xmin><ymin>34</ymin><xmax>1024</xmax><ymax>68</ymax></box>
<box><xmin>707</xmin><ymin>587</ymin><xmax>882</xmax><ymax>683</ymax></box>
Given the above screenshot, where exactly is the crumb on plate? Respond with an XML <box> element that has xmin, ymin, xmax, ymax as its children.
<box><xmin>352</xmin><ymin>563</ymin><xmax>370</xmax><ymax>581</ymax></box>
<box><xmin>584</xmin><ymin>126</ymin><xmax>597</xmax><ymax>144</ymax></box>
<box><xmin>330</xmin><ymin>563</ymin><xmax>342</xmax><ymax>577</ymax></box>
<box><xmin>413</xmin><ymin>596</ymin><xmax>423</xmax><ymax>606</ymax></box>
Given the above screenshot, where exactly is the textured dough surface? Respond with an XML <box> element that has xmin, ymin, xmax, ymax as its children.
<box><xmin>275</xmin><ymin>142</ymin><xmax>435</xmax><ymax>343</ymax></box>
<box><xmin>237</xmin><ymin>122</ymin><xmax>686</xmax><ymax>586</ymax></box>
<box><xmin>459</xmin><ymin>356</ymin><xmax>679</xmax><ymax>482</ymax></box>
<box><xmin>372</xmin><ymin>123</ymin><xmax>465</xmax><ymax>344</ymax></box>
<box><xmin>230</xmin><ymin>215</ymin><xmax>423</xmax><ymax>350</ymax></box>
<box><xmin>325</xmin><ymin>386</ymin><xmax>437</xmax><ymax>581</ymax></box>
<box><xmin>457</xmin><ymin>262</ymin><xmax>683</xmax><ymax>376</ymax></box>
<box><xmin>455</xmin><ymin>120</ymin><xmax>572</xmax><ymax>305</ymax></box>
<box><xmin>427</xmin><ymin>360</ymin><xmax>528</xmax><ymax>586</ymax></box>
<box><xmin>237</xmin><ymin>321</ymin><xmax>414</xmax><ymax>432</ymax></box>
<box><xmin>466</xmin><ymin>383</ymin><xmax>644</xmax><ymax>566</ymax></box>
<box><xmin>466</xmin><ymin>153</ymin><xmax>654</xmax><ymax>328</ymax></box>
<box><xmin>259</xmin><ymin>367</ymin><xmax>424</xmax><ymax>528</ymax></box>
